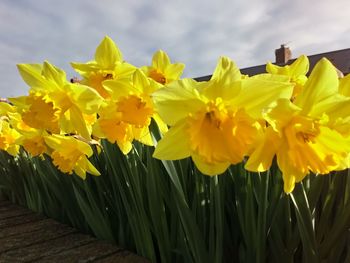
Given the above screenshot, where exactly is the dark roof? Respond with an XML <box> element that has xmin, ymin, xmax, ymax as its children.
<box><xmin>195</xmin><ymin>48</ymin><xmax>350</xmax><ymax>81</ymax></box>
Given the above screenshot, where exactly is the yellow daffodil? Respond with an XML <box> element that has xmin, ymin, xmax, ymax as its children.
<box><xmin>93</xmin><ymin>69</ymin><xmax>165</xmax><ymax>154</ymax></box>
<box><xmin>153</xmin><ymin>57</ymin><xmax>294</xmax><ymax>175</ymax></box>
<box><xmin>71</xmin><ymin>36</ymin><xmax>136</xmax><ymax>98</ymax></box>
<box><xmin>266</xmin><ymin>55</ymin><xmax>309</xmax><ymax>98</ymax></box>
<box><xmin>0</xmin><ymin>101</ymin><xmax>49</xmax><ymax>157</ymax></box>
<box><xmin>12</xmin><ymin>62</ymin><xmax>104</xmax><ymax>138</ymax></box>
<box><xmin>141</xmin><ymin>50</ymin><xmax>185</xmax><ymax>85</ymax></box>
<box><xmin>44</xmin><ymin>134</ymin><xmax>100</xmax><ymax>179</ymax></box>
<box><xmin>0</xmin><ymin>117</ymin><xmax>20</xmax><ymax>156</ymax></box>
<box><xmin>246</xmin><ymin>58</ymin><xmax>350</xmax><ymax>193</ymax></box>
<box><xmin>0</xmin><ymin>102</ymin><xmax>21</xmax><ymax>156</ymax></box>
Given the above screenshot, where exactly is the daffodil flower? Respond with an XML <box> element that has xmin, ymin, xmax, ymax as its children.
<box><xmin>246</xmin><ymin>58</ymin><xmax>350</xmax><ymax>193</ymax></box>
<box><xmin>141</xmin><ymin>50</ymin><xmax>185</xmax><ymax>85</ymax></box>
<box><xmin>44</xmin><ymin>134</ymin><xmax>100</xmax><ymax>179</ymax></box>
<box><xmin>153</xmin><ymin>57</ymin><xmax>294</xmax><ymax>175</ymax></box>
<box><xmin>93</xmin><ymin>69</ymin><xmax>166</xmax><ymax>154</ymax></box>
<box><xmin>13</xmin><ymin>61</ymin><xmax>104</xmax><ymax>139</ymax></box>
<box><xmin>71</xmin><ymin>36</ymin><xmax>136</xmax><ymax>98</ymax></box>
<box><xmin>0</xmin><ymin>117</ymin><xmax>20</xmax><ymax>156</ymax></box>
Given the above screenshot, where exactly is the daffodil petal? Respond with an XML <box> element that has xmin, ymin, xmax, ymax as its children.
<box><xmin>95</xmin><ymin>36</ymin><xmax>122</xmax><ymax>68</ymax></box>
<box><xmin>164</xmin><ymin>63</ymin><xmax>185</xmax><ymax>80</ymax></box>
<box><xmin>245</xmin><ymin>127</ymin><xmax>280</xmax><ymax>172</ymax></box>
<box><xmin>134</xmin><ymin>126</ymin><xmax>153</xmax><ymax>146</ymax></box>
<box><xmin>211</xmin><ymin>56</ymin><xmax>241</xmax><ymax>84</ymax></box>
<box><xmin>277</xmin><ymin>147</ymin><xmax>305</xmax><ymax>194</ymax></box>
<box><xmin>152</xmin><ymin>50</ymin><xmax>170</xmax><ymax>70</ymax></box>
<box><xmin>69</xmin><ymin>83</ymin><xmax>103</xmax><ymax>114</ymax></box>
<box><xmin>264</xmin><ymin>99</ymin><xmax>300</xmax><ymax>131</ymax></box>
<box><xmin>17</xmin><ymin>63</ymin><xmax>48</xmax><ymax>88</ymax></box>
<box><xmin>295</xmin><ymin>58</ymin><xmax>339</xmax><ymax>114</ymax></box>
<box><xmin>153</xmin><ymin>78</ymin><xmax>206</xmax><ymax>125</ymax></box>
<box><xmin>153</xmin><ymin>121</ymin><xmax>191</xmax><ymax>160</ymax></box>
<box><xmin>288</xmin><ymin>55</ymin><xmax>309</xmax><ymax>76</ymax></box>
<box><xmin>42</xmin><ymin>61</ymin><xmax>66</xmax><ymax>87</ymax></box>
<box><xmin>117</xmin><ymin>140</ymin><xmax>133</xmax><ymax>155</ymax></box>
<box><xmin>232</xmin><ymin>75</ymin><xmax>294</xmax><ymax>119</ymax></box>
<box><xmin>192</xmin><ymin>153</ymin><xmax>230</xmax><ymax>176</ymax></box>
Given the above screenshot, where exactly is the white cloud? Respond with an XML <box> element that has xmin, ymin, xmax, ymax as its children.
<box><xmin>0</xmin><ymin>0</ymin><xmax>349</xmax><ymax>97</ymax></box>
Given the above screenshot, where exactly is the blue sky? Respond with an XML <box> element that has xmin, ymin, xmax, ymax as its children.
<box><xmin>1</xmin><ymin>0</ymin><xmax>350</xmax><ymax>97</ymax></box>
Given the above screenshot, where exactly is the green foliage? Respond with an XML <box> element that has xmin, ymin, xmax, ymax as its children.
<box><xmin>1</xmin><ymin>145</ymin><xmax>350</xmax><ymax>262</ymax></box>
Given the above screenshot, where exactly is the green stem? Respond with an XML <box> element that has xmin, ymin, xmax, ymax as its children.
<box><xmin>256</xmin><ymin>171</ymin><xmax>269</xmax><ymax>263</ymax></box>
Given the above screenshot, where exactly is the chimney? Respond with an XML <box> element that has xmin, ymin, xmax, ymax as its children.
<box><xmin>275</xmin><ymin>44</ymin><xmax>292</xmax><ymax>64</ymax></box>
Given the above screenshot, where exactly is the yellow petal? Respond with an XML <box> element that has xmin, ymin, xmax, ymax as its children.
<box><xmin>95</xmin><ymin>36</ymin><xmax>123</xmax><ymax>68</ymax></box>
<box><xmin>310</xmin><ymin>95</ymin><xmax>350</xmax><ymax>135</ymax></box>
<box><xmin>288</xmin><ymin>55</ymin><xmax>309</xmax><ymax>77</ymax></box>
<box><xmin>211</xmin><ymin>56</ymin><xmax>241</xmax><ymax>84</ymax></box>
<box><xmin>17</xmin><ymin>63</ymin><xmax>48</xmax><ymax>88</ymax></box>
<box><xmin>42</xmin><ymin>61</ymin><xmax>66</xmax><ymax>87</ymax></box>
<box><xmin>295</xmin><ymin>58</ymin><xmax>339</xmax><ymax>114</ymax></box>
<box><xmin>86</xmin><ymin>160</ymin><xmax>101</xmax><ymax>176</ymax></box>
<box><xmin>245</xmin><ymin>127</ymin><xmax>280</xmax><ymax>172</ymax></box>
<box><xmin>68</xmin><ymin>105</ymin><xmax>91</xmax><ymax>139</ymax></box>
<box><xmin>103</xmin><ymin>78</ymin><xmax>135</xmax><ymax>100</ymax></box>
<box><xmin>133</xmin><ymin>69</ymin><xmax>151</xmax><ymax>93</ymax></box>
<box><xmin>277</xmin><ymin>146</ymin><xmax>305</xmax><ymax>194</ymax></box>
<box><xmin>266</xmin><ymin>55</ymin><xmax>309</xmax><ymax>78</ymax></box>
<box><xmin>232</xmin><ymin>74</ymin><xmax>294</xmax><ymax>119</ymax></box>
<box><xmin>153</xmin><ymin>121</ymin><xmax>191</xmax><ymax>160</ymax></box>
<box><xmin>264</xmin><ymin>99</ymin><xmax>300</xmax><ymax>131</ymax></box>
<box><xmin>192</xmin><ymin>153</ymin><xmax>230</xmax><ymax>176</ymax></box>
<box><xmin>152</xmin><ymin>78</ymin><xmax>206</xmax><ymax>125</ymax></box>
<box><xmin>74</xmin><ymin>165</ymin><xmax>87</xmax><ymax>179</ymax></box>
<box><xmin>152</xmin><ymin>50</ymin><xmax>170</xmax><ymax>71</ymax></box>
<box><xmin>338</xmin><ymin>73</ymin><xmax>350</xmax><ymax>97</ymax></box>
<box><xmin>70</xmin><ymin>62</ymin><xmax>99</xmax><ymax>76</ymax></box>
<box><xmin>69</xmin><ymin>83</ymin><xmax>103</xmax><ymax>114</ymax></box>
<box><xmin>164</xmin><ymin>63</ymin><xmax>185</xmax><ymax>81</ymax></box>
<box><xmin>134</xmin><ymin>126</ymin><xmax>153</xmax><ymax>146</ymax></box>
<box><xmin>117</xmin><ymin>140</ymin><xmax>133</xmax><ymax>155</ymax></box>
<box><xmin>153</xmin><ymin>113</ymin><xmax>168</xmax><ymax>134</ymax></box>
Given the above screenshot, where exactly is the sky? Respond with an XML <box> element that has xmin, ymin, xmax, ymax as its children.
<box><xmin>1</xmin><ymin>0</ymin><xmax>350</xmax><ymax>97</ymax></box>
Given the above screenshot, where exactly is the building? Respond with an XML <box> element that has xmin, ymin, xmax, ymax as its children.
<box><xmin>196</xmin><ymin>45</ymin><xmax>350</xmax><ymax>81</ymax></box>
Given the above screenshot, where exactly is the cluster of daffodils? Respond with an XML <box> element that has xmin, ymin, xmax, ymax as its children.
<box><xmin>1</xmin><ymin>36</ymin><xmax>350</xmax><ymax>193</ymax></box>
